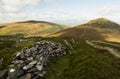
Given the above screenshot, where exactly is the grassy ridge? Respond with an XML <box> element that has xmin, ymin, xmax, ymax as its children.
<box><xmin>1</xmin><ymin>36</ymin><xmax>120</xmax><ymax>79</ymax></box>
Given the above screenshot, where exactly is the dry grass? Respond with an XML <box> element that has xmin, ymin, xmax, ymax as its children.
<box><xmin>0</xmin><ymin>22</ymin><xmax>68</xmax><ymax>36</ymax></box>
<box><xmin>50</xmin><ymin>25</ymin><xmax>120</xmax><ymax>42</ymax></box>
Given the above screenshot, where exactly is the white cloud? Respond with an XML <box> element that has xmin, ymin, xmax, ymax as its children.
<box><xmin>0</xmin><ymin>0</ymin><xmax>87</xmax><ymax>25</ymax></box>
<box><xmin>0</xmin><ymin>0</ymin><xmax>41</xmax><ymax>13</ymax></box>
<box><xmin>99</xmin><ymin>6</ymin><xmax>120</xmax><ymax>16</ymax></box>
<box><xmin>0</xmin><ymin>0</ymin><xmax>43</xmax><ymax>23</ymax></box>
<box><xmin>44</xmin><ymin>0</ymin><xmax>56</xmax><ymax>3</ymax></box>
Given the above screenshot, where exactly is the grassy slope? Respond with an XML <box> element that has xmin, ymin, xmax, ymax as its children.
<box><xmin>1</xmin><ymin>36</ymin><xmax>120</xmax><ymax>79</ymax></box>
<box><xmin>50</xmin><ymin>25</ymin><xmax>109</xmax><ymax>40</ymax></box>
<box><xmin>0</xmin><ymin>21</ymin><xmax>68</xmax><ymax>37</ymax></box>
<box><xmin>50</xmin><ymin>18</ymin><xmax>120</xmax><ymax>42</ymax></box>
<box><xmin>43</xmin><ymin>38</ymin><xmax>120</xmax><ymax>79</ymax></box>
<box><xmin>87</xmin><ymin>18</ymin><xmax>120</xmax><ymax>30</ymax></box>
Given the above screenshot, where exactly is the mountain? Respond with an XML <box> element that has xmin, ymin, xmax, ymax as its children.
<box><xmin>87</xmin><ymin>18</ymin><xmax>120</xmax><ymax>30</ymax></box>
<box><xmin>50</xmin><ymin>18</ymin><xmax>120</xmax><ymax>42</ymax></box>
<box><xmin>0</xmin><ymin>20</ymin><xmax>68</xmax><ymax>37</ymax></box>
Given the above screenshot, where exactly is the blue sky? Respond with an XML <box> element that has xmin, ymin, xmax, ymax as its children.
<box><xmin>0</xmin><ymin>0</ymin><xmax>120</xmax><ymax>25</ymax></box>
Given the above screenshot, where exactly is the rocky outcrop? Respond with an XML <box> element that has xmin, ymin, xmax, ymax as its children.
<box><xmin>0</xmin><ymin>41</ymin><xmax>67</xmax><ymax>79</ymax></box>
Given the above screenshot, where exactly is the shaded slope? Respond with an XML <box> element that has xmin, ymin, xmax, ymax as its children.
<box><xmin>0</xmin><ymin>20</ymin><xmax>68</xmax><ymax>37</ymax></box>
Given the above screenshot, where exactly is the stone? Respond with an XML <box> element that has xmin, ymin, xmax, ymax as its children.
<box><xmin>9</xmin><ymin>64</ymin><xmax>15</xmax><ymax>68</ymax></box>
<box><xmin>27</xmin><ymin>68</ymin><xmax>37</xmax><ymax>73</ymax></box>
<box><xmin>0</xmin><ymin>70</ymin><xmax>8</xmax><ymax>79</ymax></box>
<box><xmin>38</xmin><ymin>73</ymin><xmax>44</xmax><ymax>77</ymax></box>
<box><xmin>9</xmin><ymin>69</ymin><xmax>15</xmax><ymax>73</ymax></box>
<box><xmin>41</xmin><ymin>70</ymin><xmax>47</xmax><ymax>75</ymax></box>
<box><xmin>0</xmin><ymin>58</ymin><xmax>3</xmax><ymax>66</ymax></box>
<box><xmin>23</xmin><ymin>61</ymin><xmax>37</xmax><ymax>70</ymax></box>
<box><xmin>16</xmin><ymin>52</ymin><xmax>21</xmax><ymax>57</ymax></box>
<box><xmin>8</xmin><ymin>69</ymin><xmax>24</xmax><ymax>79</ymax></box>
<box><xmin>25</xmin><ymin>73</ymin><xmax>32</xmax><ymax>79</ymax></box>
<box><xmin>40</xmin><ymin>57</ymin><xmax>43</xmax><ymax>61</ymax></box>
<box><xmin>17</xmin><ymin>75</ymin><xmax>26</xmax><ymax>79</ymax></box>
<box><xmin>27</xmin><ymin>57</ymin><xmax>33</xmax><ymax>61</ymax></box>
<box><xmin>7</xmin><ymin>41</ymin><xmax>67</xmax><ymax>79</ymax></box>
<box><xmin>36</xmin><ymin>65</ymin><xmax>43</xmax><ymax>71</ymax></box>
<box><xmin>30</xmin><ymin>47</ymin><xmax>37</xmax><ymax>52</ymax></box>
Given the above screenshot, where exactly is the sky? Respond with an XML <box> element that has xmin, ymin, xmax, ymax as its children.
<box><xmin>0</xmin><ymin>0</ymin><xmax>120</xmax><ymax>25</ymax></box>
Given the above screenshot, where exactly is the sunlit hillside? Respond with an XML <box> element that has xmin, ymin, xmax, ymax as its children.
<box><xmin>0</xmin><ymin>21</ymin><xmax>68</xmax><ymax>37</ymax></box>
<box><xmin>50</xmin><ymin>18</ymin><xmax>120</xmax><ymax>42</ymax></box>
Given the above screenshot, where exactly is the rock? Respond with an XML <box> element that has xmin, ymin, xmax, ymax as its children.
<box><xmin>19</xmin><ymin>52</ymin><xmax>25</xmax><ymax>60</ymax></box>
<box><xmin>42</xmin><ymin>71</ymin><xmax>47</xmax><ymax>75</ymax></box>
<box><xmin>8</xmin><ymin>69</ymin><xmax>24</xmax><ymax>79</ymax></box>
<box><xmin>36</xmin><ymin>65</ymin><xmax>43</xmax><ymax>71</ymax></box>
<box><xmin>7</xmin><ymin>41</ymin><xmax>67</xmax><ymax>79</ymax></box>
<box><xmin>40</xmin><ymin>57</ymin><xmax>43</xmax><ymax>61</ymax></box>
<box><xmin>27</xmin><ymin>68</ymin><xmax>37</xmax><ymax>73</ymax></box>
<box><xmin>0</xmin><ymin>70</ymin><xmax>8</xmax><ymax>79</ymax></box>
<box><xmin>17</xmin><ymin>75</ymin><xmax>26</xmax><ymax>79</ymax></box>
<box><xmin>38</xmin><ymin>73</ymin><xmax>44</xmax><ymax>77</ymax></box>
<box><xmin>9</xmin><ymin>69</ymin><xmax>15</xmax><ymax>73</ymax></box>
<box><xmin>0</xmin><ymin>58</ymin><xmax>3</xmax><ymax>66</ymax></box>
<box><xmin>30</xmin><ymin>47</ymin><xmax>37</xmax><ymax>52</ymax></box>
<box><xmin>27</xmin><ymin>57</ymin><xmax>33</xmax><ymax>61</ymax></box>
<box><xmin>23</xmin><ymin>61</ymin><xmax>37</xmax><ymax>70</ymax></box>
<box><xmin>9</xmin><ymin>64</ymin><xmax>15</xmax><ymax>68</ymax></box>
<box><xmin>16</xmin><ymin>52</ymin><xmax>21</xmax><ymax>57</ymax></box>
<box><xmin>12</xmin><ymin>60</ymin><xmax>24</xmax><ymax>64</ymax></box>
<box><xmin>25</xmin><ymin>73</ymin><xmax>32</xmax><ymax>79</ymax></box>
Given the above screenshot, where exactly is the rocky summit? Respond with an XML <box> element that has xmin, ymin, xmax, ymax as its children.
<box><xmin>0</xmin><ymin>41</ymin><xmax>67</xmax><ymax>79</ymax></box>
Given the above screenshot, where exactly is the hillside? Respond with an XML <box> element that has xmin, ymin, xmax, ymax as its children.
<box><xmin>87</xmin><ymin>18</ymin><xmax>120</xmax><ymax>30</ymax></box>
<box><xmin>1</xmin><ymin>36</ymin><xmax>120</xmax><ymax>79</ymax></box>
<box><xmin>50</xmin><ymin>18</ymin><xmax>120</xmax><ymax>42</ymax></box>
<box><xmin>0</xmin><ymin>20</ymin><xmax>68</xmax><ymax>37</ymax></box>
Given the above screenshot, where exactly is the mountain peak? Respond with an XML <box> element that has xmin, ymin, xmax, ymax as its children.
<box><xmin>85</xmin><ymin>18</ymin><xmax>120</xmax><ymax>30</ymax></box>
<box><xmin>95</xmin><ymin>18</ymin><xmax>109</xmax><ymax>21</ymax></box>
<box><xmin>88</xmin><ymin>18</ymin><xmax>111</xmax><ymax>24</ymax></box>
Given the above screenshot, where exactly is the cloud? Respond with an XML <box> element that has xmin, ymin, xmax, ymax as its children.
<box><xmin>99</xmin><ymin>6</ymin><xmax>120</xmax><ymax>16</ymax></box>
<box><xmin>44</xmin><ymin>0</ymin><xmax>56</xmax><ymax>3</ymax></box>
<box><xmin>0</xmin><ymin>0</ymin><xmax>87</xmax><ymax>25</ymax></box>
<box><xmin>0</xmin><ymin>0</ymin><xmax>41</xmax><ymax>13</ymax></box>
<box><xmin>0</xmin><ymin>0</ymin><xmax>56</xmax><ymax>23</ymax></box>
